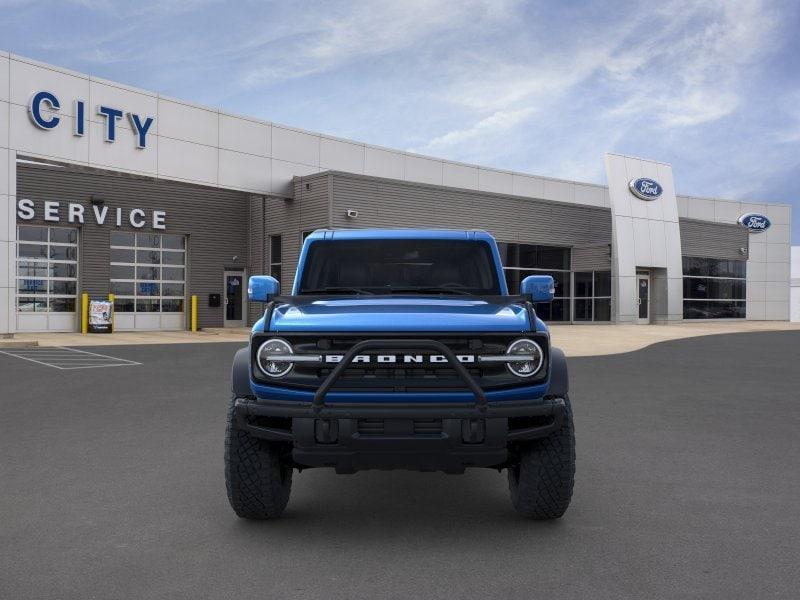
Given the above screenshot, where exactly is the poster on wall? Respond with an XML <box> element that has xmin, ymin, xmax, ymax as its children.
<box><xmin>88</xmin><ymin>300</ymin><xmax>113</xmax><ymax>333</ymax></box>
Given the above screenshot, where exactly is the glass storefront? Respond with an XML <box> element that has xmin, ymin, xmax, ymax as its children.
<box><xmin>499</xmin><ymin>243</ymin><xmax>571</xmax><ymax>321</ymax></box>
<box><xmin>498</xmin><ymin>242</ymin><xmax>611</xmax><ymax>322</ymax></box>
<box><xmin>16</xmin><ymin>225</ymin><xmax>78</xmax><ymax>313</ymax></box>
<box><xmin>110</xmin><ymin>232</ymin><xmax>186</xmax><ymax>314</ymax></box>
<box><xmin>573</xmin><ymin>270</ymin><xmax>612</xmax><ymax>322</ymax></box>
<box><xmin>683</xmin><ymin>257</ymin><xmax>746</xmax><ymax>319</ymax></box>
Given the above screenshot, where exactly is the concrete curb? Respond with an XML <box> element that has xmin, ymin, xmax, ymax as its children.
<box><xmin>0</xmin><ymin>340</ymin><xmax>39</xmax><ymax>348</ymax></box>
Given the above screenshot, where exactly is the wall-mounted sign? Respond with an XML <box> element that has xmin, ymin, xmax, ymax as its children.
<box><xmin>28</xmin><ymin>90</ymin><xmax>155</xmax><ymax>149</ymax></box>
<box><xmin>737</xmin><ymin>213</ymin><xmax>771</xmax><ymax>233</ymax></box>
<box><xmin>16</xmin><ymin>199</ymin><xmax>166</xmax><ymax>230</ymax></box>
<box><xmin>628</xmin><ymin>178</ymin><xmax>663</xmax><ymax>201</ymax></box>
<box><xmin>88</xmin><ymin>300</ymin><xmax>113</xmax><ymax>333</ymax></box>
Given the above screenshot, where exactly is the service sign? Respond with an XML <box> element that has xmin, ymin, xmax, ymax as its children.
<box><xmin>628</xmin><ymin>178</ymin><xmax>663</xmax><ymax>201</ymax></box>
<box><xmin>17</xmin><ymin>199</ymin><xmax>166</xmax><ymax>230</ymax></box>
<box><xmin>88</xmin><ymin>300</ymin><xmax>113</xmax><ymax>333</ymax></box>
<box><xmin>737</xmin><ymin>213</ymin><xmax>771</xmax><ymax>233</ymax></box>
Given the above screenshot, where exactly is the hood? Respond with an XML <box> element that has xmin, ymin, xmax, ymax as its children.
<box><xmin>266</xmin><ymin>296</ymin><xmax>532</xmax><ymax>332</ymax></box>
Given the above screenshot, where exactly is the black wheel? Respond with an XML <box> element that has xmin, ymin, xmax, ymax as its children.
<box><xmin>508</xmin><ymin>395</ymin><xmax>575</xmax><ymax>519</ymax></box>
<box><xmin>224</xmin><ymin>396</ymin><xmax>292</xmax><ymax>519</ymax></box>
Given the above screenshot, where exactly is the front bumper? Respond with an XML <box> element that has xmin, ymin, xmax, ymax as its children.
<box><xmin>234</xmin><ymin>396</ymin><xmax>565</xmax><ymax>473</ymax></box>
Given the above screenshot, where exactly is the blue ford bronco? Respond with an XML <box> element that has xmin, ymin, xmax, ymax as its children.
<box><xmin>226</xmin><ymin>229</ymin><xmax>574</xmax><ymax>519</ymax></box>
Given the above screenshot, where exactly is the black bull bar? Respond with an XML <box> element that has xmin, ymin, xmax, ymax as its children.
<box><xmin>312</xmin><ymin>338</ymin><xmax>488</xmax><ymax>411</ymax></box>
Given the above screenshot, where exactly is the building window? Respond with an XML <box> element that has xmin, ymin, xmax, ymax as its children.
<box><xmin>498</xmin><ymin>243</ymin><xmax>571</xmax><ymax>321</ymax></box>
<box><xmin>110</xmin><ymin>232</ymin><xmax>186</xmax><ymax>313</ymax></box>
<box><xmin>16</xmin><ymin>225</ymin><xmax>78</xmax><ymax>313</ymax></box>
<box><xmin>682</xmin><ymin>257</ymin><xmax>746</xmax><ymax>319</ymax></box>
<box><xmin>269</xmin><ymin>235</ymin><xmax>282</xmax><ymax>282</ymax></box>
<box><xmin>573</xmin><ymin>271</ymin><xmax>612</xmax><ymax>322</ymax></box>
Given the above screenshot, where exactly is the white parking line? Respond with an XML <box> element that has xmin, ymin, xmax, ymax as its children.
<box><xmin>0</xmin><ymin>347</ymin><xmax>141</xmax><ymax>370</ymax></box>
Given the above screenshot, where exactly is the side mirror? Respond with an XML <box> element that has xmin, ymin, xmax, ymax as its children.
<box><xmin>248</xmin><ymin>275</ymin><xmax>280</xmax><ymax>302</ymax></box>
<box><xmin>520</xmin><ymin>275</ymin><xmax>555</xmax><ymax>303</ymax></box>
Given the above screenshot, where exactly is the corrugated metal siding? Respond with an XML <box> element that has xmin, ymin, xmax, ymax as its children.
<box><xmin>299</xmin><ymin>173</ymin><xmax>331</xmax><ymax>231</ymax></box>
<box><xmin>16</xmin><ymin>163</ymin><xmax>249</xmax><ymax>329</ymax></box>
<box><xmin>264</xmin><ymin>195</ymin><xmax>298</xmax><ymax>295</ymax></box>
<box><xmin>572</xmin><ymin>245</ymin><xmax>612</xmax><ymax>271</ymax></box>
<box><xmin>324</xmin><ymin>172</ymin><xmax>611</xmax><ymax>247</ymax></box>
<box><xmin>679</xmin><ymin>218</ymin><xmax>749</xmax><ymax>260</ymax></box>
<box><xmin>247</xmin><ymin>195</ymin><xmax>265</xmax><ymax>325</ymax></box>
<box><xmin>259</xmin><ymin>175</ymin><xmax>330</xmax><ymax>295</ymax></box>
<box><xmin>262</xmin><ymin>174</ymin><xmax>330</xmax><ymax>295</ymax></box>
<box><xmin>279</xmin><ymin>171</ymin><xmax>614</xmax><ymax>292</ymax></box>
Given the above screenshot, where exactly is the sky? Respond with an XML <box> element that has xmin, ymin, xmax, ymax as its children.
<box><xmin>2</xmin><ymin>0</ymin><xmax>799</xmax><ymax>241</ymax></box>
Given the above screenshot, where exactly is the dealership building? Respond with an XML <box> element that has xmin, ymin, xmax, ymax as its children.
<box><xmin>0</xmin><ymin>52</ymin><xmax>793</xmax><ymax>334</ymax></box>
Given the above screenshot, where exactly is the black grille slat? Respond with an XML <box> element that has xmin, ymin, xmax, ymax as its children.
<box><xmin>357</xmin><ymin>419</ymin><xmax>384</xmax><ymax>435</ymax></box>
<box><xmin>413</xmin><ymin>419</ymin><xmax>443</xmax><ymax>435</ymax></box>
<box><xmin>357</xmin><ymin>419</ymin><xmax>444</xmax><ymax>436</ymax></box>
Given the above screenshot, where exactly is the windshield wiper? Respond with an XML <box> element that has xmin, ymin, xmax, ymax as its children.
<box><xmin>300</xmin><ymin>286</ymin><xmax>375</xmax><ymax>295</ymax></box>
<box><xmin>386</xmin><ymin>286</ymin><xmax>475</xmax><ymax>296</ymax></box>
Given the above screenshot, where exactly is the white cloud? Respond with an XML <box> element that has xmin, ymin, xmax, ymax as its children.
<box><xmin>414</xmin><ymin>107</ymin><xmax>535</xmax><ymax>153</ymax></box>
<box><xmin>604</xmin><ymin>0</ymin><xmax>778</xmax><ymax>127</ymax></box>
<box><xmin>410</xmin><ymin>0</ymin><xmax>783</xmax><ymax>178</ymax></box>
<box><xmin>238</xmin><ymin>0</ymin><xmax>517</xmax><ymax>87</ymax></box>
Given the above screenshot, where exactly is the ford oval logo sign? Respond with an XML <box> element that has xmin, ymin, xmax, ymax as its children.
<box><xmin>737</xmin><ymin>213</ymin><xmax>771</xmax><ymax>233</ymax></box>
<box><xmin>628</xmin><ymin>178</ymin><xmax>663</xmax><ymax>201</ymax></box>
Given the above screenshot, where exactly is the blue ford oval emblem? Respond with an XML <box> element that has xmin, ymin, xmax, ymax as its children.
<box><xmin>737</xmin><ymin>213</ymin><xmax>771</xmax><ymax>233</ymax></box>
<box><xmin>628</xmin><ymin>178</ymin><xmax>663</xmax><ymax>201</ymax></box>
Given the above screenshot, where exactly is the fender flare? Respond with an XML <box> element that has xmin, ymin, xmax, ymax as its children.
<box><xmin>547</xmin><ymin>346</ymin><xmax>569</xmax><ymax>398</ymax></box>
<box><xmin>231</xmin><ymin>346</ymin><xmax>254</xmax><ymax>398</ymax></box>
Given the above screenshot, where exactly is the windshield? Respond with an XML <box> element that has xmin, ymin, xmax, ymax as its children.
<box><xmin>298</xmin><ymin>239</ymin><xmax>501</xmax><ymax>295</ymax></box>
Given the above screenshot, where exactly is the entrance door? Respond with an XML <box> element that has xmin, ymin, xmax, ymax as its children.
<box><xmin>224</xmin><ymin>272</ymin><xmax>245</xmax><ymax>327</ymax></box>
<box><xmin>637</xmin><ymin>274</ymin><xmax>650</xmax><ymax>324</ymax></box>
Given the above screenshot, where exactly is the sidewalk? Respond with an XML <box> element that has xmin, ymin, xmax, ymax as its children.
<box><xmin>549</xmin><ymin>321</ymin><xmax>800</xmax><ymax>356</ymax></box>
<box><xmin>3</xmin><ymin>327</ymin><xmax>251</xmax><ymax>348</ymax></box>
<box><xmin>3</xmin><ymin>321</ymin><xmax>799</xmax><ymax>356</ymax></box>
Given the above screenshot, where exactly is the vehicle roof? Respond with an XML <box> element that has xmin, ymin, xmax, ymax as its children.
<box><xmin>304</xmin><ymin>228</ymin><xmax>497</xmax><ymax>242</ymax></box>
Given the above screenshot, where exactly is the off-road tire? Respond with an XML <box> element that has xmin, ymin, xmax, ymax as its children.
<box><xmin>225</xmin><ymin>396</ymin><xmax>292</xmax><ymax>519</ymax></box>
<box><xmin>508</xmin><ymin>395</ymin><xmax>575</xmax><ymax>519</ymax></box>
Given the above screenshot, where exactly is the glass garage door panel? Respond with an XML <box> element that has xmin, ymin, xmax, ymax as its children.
<box><xmin>15</xmin><ymin>225</ymin><xmax>79</xmax><ymax>332</ymax></box>
<box><xmin>110</xmin><ymin>233</ymin><xmax>186</xmax><ymax>331</ymax></box>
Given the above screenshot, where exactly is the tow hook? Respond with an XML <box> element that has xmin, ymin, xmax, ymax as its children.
<box><xmin>462</xmin><ymin>419</ymin><xmax>485</xmax><ymax>444</ymax></box>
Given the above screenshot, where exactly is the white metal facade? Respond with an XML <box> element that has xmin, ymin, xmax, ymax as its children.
<box><xmin>791</xmin><ymin>247</ymin><xmax>800</xmax><ymax>322</ymax></box>
<box><xmin>0</xmin><ymin>51</ymin><xmax>793</xmax><ymax>334</ymax></box>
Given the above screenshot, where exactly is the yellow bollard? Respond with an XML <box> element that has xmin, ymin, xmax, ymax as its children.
<box><xmin>108</xmin><ymin>293</ymin><xmax>115</xmax><ymax>332</ymax></box>
<box><xmin>191</xmin><ymin>295</ymin><xmax>198</xmax><ymax>332</ymax></box>
<box><xmin>81</xmin><ymin>292</ymin><xmax>89</xmax><ymax>334</ymax></box>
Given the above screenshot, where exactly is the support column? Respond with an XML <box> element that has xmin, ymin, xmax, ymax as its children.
<box><xmin>605</xmin><ymin>153</ymin><xmax>683</xmax><ymax>325</ymax></box>
<box><xmin>1</xmin><ymin>147</ymin><xmax>14</xmax><ymax>338</ymax></box>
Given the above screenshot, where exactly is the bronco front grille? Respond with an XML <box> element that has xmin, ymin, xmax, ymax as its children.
<box><xmin>251</xmin><ymin>332</ymin><xmax>549</xmax><ymax>392</ymax></box>
<box><xmin>321</xmin><ymin>366</ymin><xmax>485</xmax><ymax>380</ymax></box>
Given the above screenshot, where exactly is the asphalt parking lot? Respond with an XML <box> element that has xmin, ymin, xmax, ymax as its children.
<box><xmin>1</xmin><ymin>331</ymin><xmax>798</xmax><ymax>599</ymax></box>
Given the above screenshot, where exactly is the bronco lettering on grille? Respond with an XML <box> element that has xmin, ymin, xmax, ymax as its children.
<box><xmin>323</xmin><ymin>354</ymin><xmax>476</xmax><ymax>364</ymax></box>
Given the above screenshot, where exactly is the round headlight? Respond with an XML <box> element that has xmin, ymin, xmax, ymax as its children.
<box><xmin>256</xmin><ymin>338</ymin><xmax>294</xmax><ymax>378</ymax></box>
<box><xmin>506</xmin><ymin>338</ymin><xmax>544</xmax><ymax>378</ymax></box>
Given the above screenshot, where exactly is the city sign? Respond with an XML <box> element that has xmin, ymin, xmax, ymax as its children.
<box><xmin>28</xmin><ymin>90</ymin><xmax>155</xmax><ymax>148</ymax></box>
